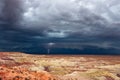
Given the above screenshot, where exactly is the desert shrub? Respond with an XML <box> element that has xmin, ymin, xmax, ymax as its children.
<box><xmin>117</xmin><ymin>74</ymin><xmax>120</xmax><ymax>77</ymax></box>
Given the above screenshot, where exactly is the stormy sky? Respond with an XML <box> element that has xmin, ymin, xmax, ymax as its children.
<box><xmin>0</xmin><ymin>0</ymin><xmax>120</xmax><ymax>54</ymax></box>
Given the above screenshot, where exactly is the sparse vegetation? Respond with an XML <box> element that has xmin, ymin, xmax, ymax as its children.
<box><xmin>0</xmin><ymin>52</ymin><xmax>120</xmax><ymax>80</ymax></box>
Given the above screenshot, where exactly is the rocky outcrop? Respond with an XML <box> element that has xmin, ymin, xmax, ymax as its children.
<box><xmin>0</xmin><ymin>66</ymin><xmax>55</xmax><ymax>80</ymax></box>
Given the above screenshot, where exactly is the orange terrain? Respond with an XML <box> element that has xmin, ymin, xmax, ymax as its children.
<box><xmin>0</xmin><ymin>52</ymin><xmax>120</xmax><ymax>80</ymax></box>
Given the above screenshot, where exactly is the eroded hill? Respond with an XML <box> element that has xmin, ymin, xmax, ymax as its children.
<box><xmin>0</xmin><ymin>52</ymin><xmax>120</xmax><ymax>80</ymax></box>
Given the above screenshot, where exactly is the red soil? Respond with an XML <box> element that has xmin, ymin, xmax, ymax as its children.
<box><xmin>0</xmin><ymin>52</ymin><xmax>56</xmax><ymax>80</ymax></box>
<box><xmin>0</xmin><ymin>66</ymin><xmax>55</xmax><ymax>80</ymax></box>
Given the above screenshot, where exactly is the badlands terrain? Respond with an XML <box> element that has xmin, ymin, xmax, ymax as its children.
<box><xmin>0</xmin><ymin>52</ymin><xmax>120</xmax><ymax>80</ymax></box>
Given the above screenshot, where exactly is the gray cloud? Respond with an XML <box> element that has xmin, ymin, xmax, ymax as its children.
<box><xmin>0</xmin><ymin>0</ymin><xmax>120</xmax><ymax>37</ymax></box>
<box><xmin>17</xmin><ymin>0</ymin><xmax>120</xmax><ymax>38</ymax></box>
<box><xmin>0</xmin><ymin>0</ymin><xmax>23</xmax><ymax>25</ymax></box>
<box><xmin>0</xmin><ymin>0</ymin><xmax>120</xmax><ymax>53</ymax></box>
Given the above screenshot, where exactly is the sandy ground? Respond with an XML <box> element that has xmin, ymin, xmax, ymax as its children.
<box><xmin>0</xmin><ymin>52</ymin><xmax>120</xmax><ymax>80</ymax></box>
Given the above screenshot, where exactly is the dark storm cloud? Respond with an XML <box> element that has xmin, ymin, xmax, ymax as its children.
<box><xmin>18</xmin><ymin>0</ymin><xmax>120</xmax><ymax>38</ymax></box>
<box><xmin>0</xmin><ymin>0</ymin><xmax>23</xmax><ymax>25</ymax></box>
<box><xmin>0</xmin><ymin>0</ymin><xmax>120</xmax><ymax>54</ymax></box>
<box><xmin>0</xmin><ymin>0</ymin><xmax>120</xmax><ymax>37</ymax></box>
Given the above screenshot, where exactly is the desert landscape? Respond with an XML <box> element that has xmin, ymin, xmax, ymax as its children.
<box><xmin>0</xmin><ymin>52</ymin><xmax>120</xmax><ymax>80</ymax></box>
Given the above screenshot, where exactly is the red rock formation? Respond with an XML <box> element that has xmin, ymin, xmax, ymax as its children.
<box><xmin>0</xmin><ymin>66</ymin><xmax>55</xmax><ymax>80</ymax></box>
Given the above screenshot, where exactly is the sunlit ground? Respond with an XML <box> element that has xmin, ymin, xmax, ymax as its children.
<box><xmin>0</xmin><ymin>52</ymin><xmax>120</xmax><ymax>80</ymax></box>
